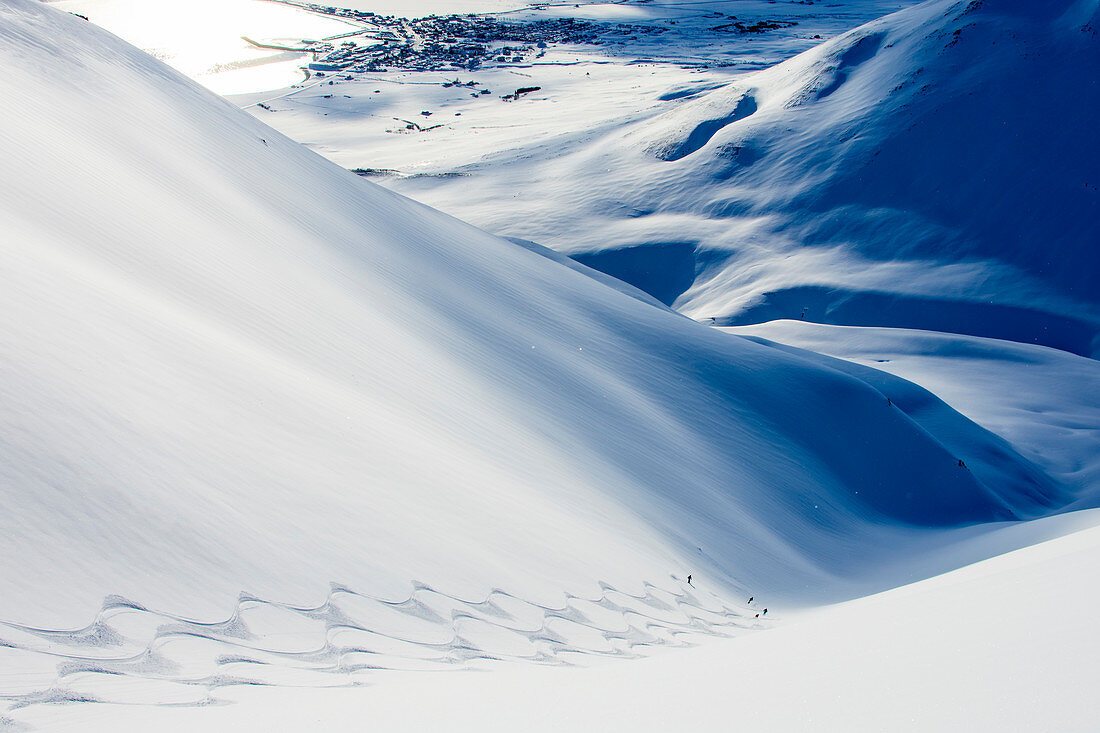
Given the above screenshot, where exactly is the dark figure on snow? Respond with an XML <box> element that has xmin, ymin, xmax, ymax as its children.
<box><xmin>748</xmin><ymin>596</ymin><xmax>753</xmax><ymax>604</ymax></box>
<box><xmin>687</xmin><ymin>574</ymin><xmax>693</xmax><ymax>587</ymax></box>
<box><xmin>958</xmin><ymin>459</ymin><xmax>967</xmax><ymax>468</ymax></box>
<box><xmin>762</xmin><ymin>608</ymin><xmax>768</xmax><ymax>615</ymax></box>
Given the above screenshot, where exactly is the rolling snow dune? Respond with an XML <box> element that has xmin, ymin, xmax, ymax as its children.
<box><xmin>0</xmin><ymin>0</ymin><xmax>1077</xmax><ymax>632</ymax></box>
<box><xmin>380</xmin><ymin>0</ymin><xmax>1100</xmax><ymax>355</ymax></box>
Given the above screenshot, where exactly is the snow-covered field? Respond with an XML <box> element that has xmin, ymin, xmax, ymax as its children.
<box><xmin>4</xmin><ymin>0</ymin><xmax>1099</xmax><ymax>729</ymax></box>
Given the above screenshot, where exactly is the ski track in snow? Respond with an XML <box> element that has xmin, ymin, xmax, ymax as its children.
<box><xmin>0</xmin><ymin>579</ymin><xmax>766</xmax><ymax>714</ymax></box>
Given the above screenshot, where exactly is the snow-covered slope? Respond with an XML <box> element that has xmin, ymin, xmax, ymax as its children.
<box><xmin>376</xmin><ymin>0</ymin><xmax>1100</xmax><ymax>355</ymax></box>
<box><xmin>3</xmin><ymin>0</ymin><xmax>1098</xmax><ymax>725</ymax></box>
<box><xmin>0</xmin><ymin>0</ymin><xmax>1075</xmax><ymax>628</ymax></box>
<box><xmin>638</xmin><ymin>0</ymin><xmax>1100</xmax><ymax>343</ymax></box>
<box><xmin>44</xmin><ymin>509</ymin><xmax>1100</xmax><ymax>733</ymax></box>
<box><xmin>728</xmin><ymin>320</ymin><xmax>1100</xmax><ymax>497</ymax></box>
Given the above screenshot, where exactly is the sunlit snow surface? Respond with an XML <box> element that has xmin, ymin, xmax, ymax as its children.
<box><xmin>5</xmin><ymin>0</ymin><xmax>1100</xmax><ymax>728</ymax></box>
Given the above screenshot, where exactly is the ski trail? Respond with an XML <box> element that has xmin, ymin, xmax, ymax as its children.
<box><xmin>0</xmin><ymin>579</ymin><xmax>770</xmax><ymax>714</ymax></box>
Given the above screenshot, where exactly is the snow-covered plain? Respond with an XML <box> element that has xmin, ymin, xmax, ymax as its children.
<box><xmin>4</xmin><ymin>0</ymin><xmax>1099</xmax><ymax>728</ymax></box>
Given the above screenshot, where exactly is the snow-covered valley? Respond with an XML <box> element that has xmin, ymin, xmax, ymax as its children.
<box><xmin>4</xmin><ymin>0</ymin><xmax>1099</xmax><ymax>729</ymax></box>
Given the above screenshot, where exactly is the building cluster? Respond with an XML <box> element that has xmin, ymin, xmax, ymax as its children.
<box><xmin>296</xmin><ymin>8</ymin><xmax>667</xmax><ymax>73</ymax></box>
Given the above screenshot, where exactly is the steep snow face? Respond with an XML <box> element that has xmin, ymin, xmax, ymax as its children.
<box><xmin>0</xmin><ymin>0</ymin><xmax>1073</xmax><ymax>633</ymax></box>
<box><xmin>377</xmin><ymin>0</ymin><xmax>1100</xmax><ymax>354</ymax></box>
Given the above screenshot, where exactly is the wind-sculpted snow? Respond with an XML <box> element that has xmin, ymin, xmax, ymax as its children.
<box><xmin>0</xmin><ymin>579</ymin><xmax>764</xmax><ymax>715</ymax></box>
<box><xmin>651</xmin><ymin>93</ymin><xmax>758</xmax><ymax>163</ymax></box>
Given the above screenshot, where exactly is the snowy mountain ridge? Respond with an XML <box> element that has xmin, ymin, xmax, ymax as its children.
<box><xmin>377</xmin><ymin>0</ymin><xmax>1100</xmax><ymax>355</ymax></box>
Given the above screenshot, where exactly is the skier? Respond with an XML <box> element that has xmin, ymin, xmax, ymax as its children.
<box><xmin>687</xmin><ymin>574</ymin><xmax>693</xmax><ymax>587</ymax></box>
<box><xmin>748</xmin><ymin>596</ymin><xmax>753</xmax><ymax>604</ymax></box>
